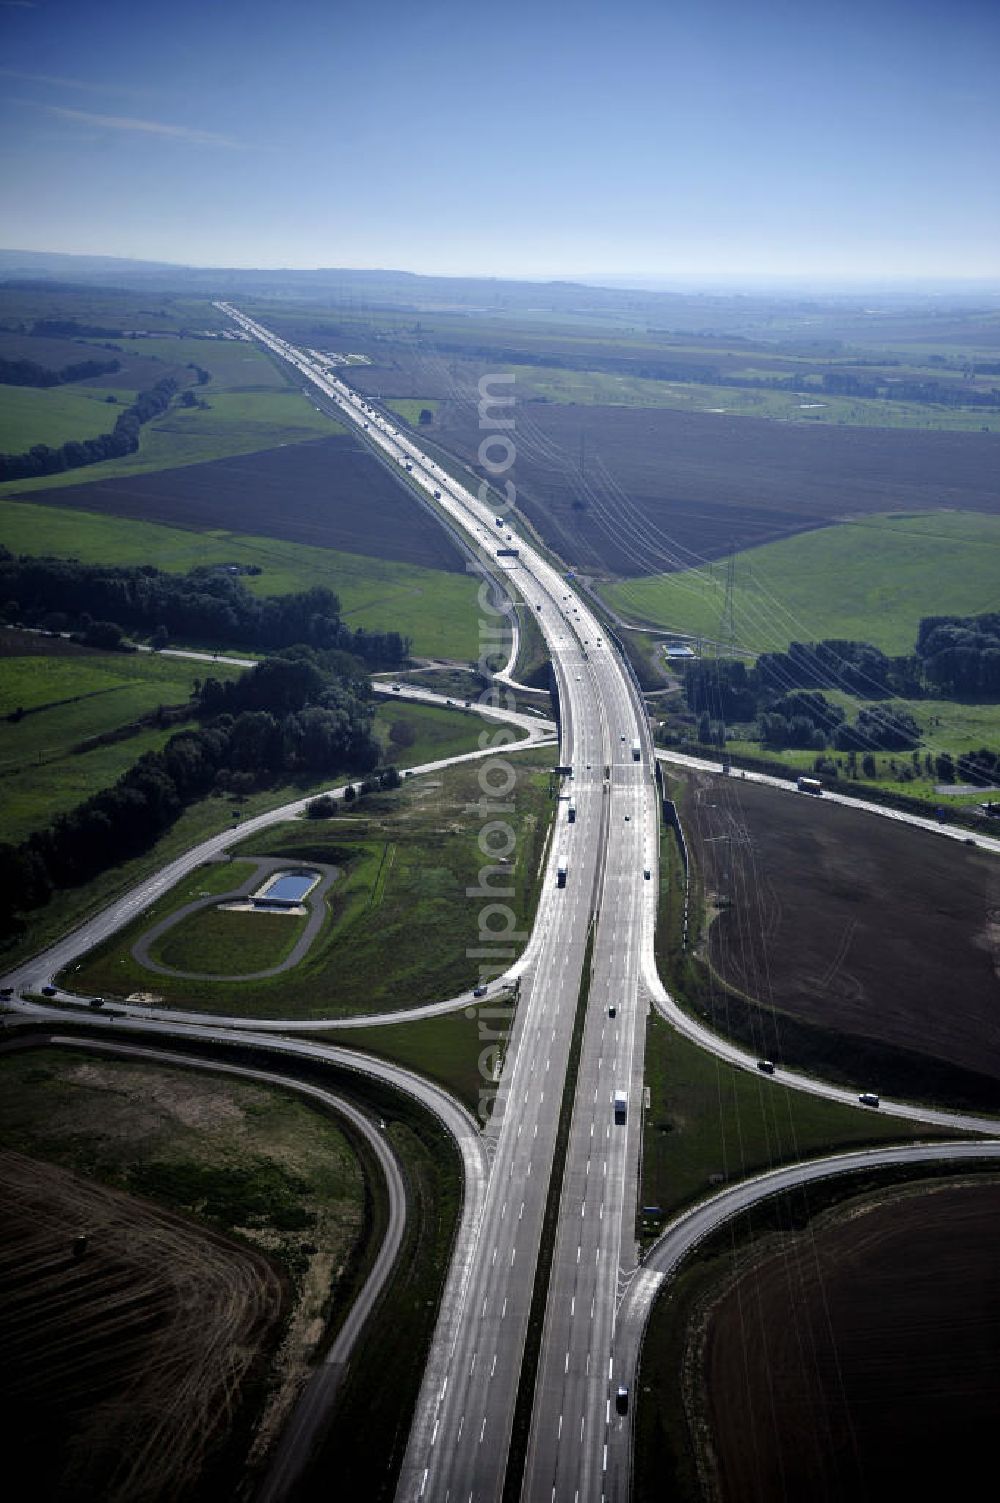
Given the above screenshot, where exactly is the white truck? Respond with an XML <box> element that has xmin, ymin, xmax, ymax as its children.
<box><xmin>567</xmin><ymin>798</ymin><xmax>576</xmax><ymax>823</ymax></box>
<box><xmin>631</xmin><ymin>738</ymin><xmax>641</xmax><ymax>762</ymax></box>
<box><xmin>613</xmin><ymin>1090</ymin><xmax>628</xmax><ymax>1124</ymax></box>
<box><xmin>557</xmin><ymin>855</ymin><xmax>568</xmax><ymax>888</ymax></box>
<box><xmin>797</xmin><ymin>776</ymin><xmax>823</xmax><ymax>794</ymax></box>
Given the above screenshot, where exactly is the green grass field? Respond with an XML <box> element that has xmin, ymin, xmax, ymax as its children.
<box><xmin>335</xmin><ymin>1005</ymin><xmax>504</xmax><ymax>1119</ymax></box>
<box><xmin>386</xmin><ymin>398</ymin><xmax>440</xmax><ymax>425</ymax></box>
<box><xmin>151</xmin><ymin>905</ymin><xmax>308</xmax><ymax>974</ymax></box>
<box><xmin>0</xmin><ymin>390</ymin><xmax>344</xmax><ymax>496</ymax></box>
<box><xmin>117</xmin><ymin>335</ymin><xmax>291</xmax><ymax>389</ymax></box>
<box><xmin>0</xmin><ymin>385</ymin><xmax>140</xmax><ymax>450</ymax></box>
<box><xmin>0</xmin><ymin>645</ymin><xmax>241</xmax><ymax>843</ymax></box>
<box><xmin>606</xmin><ymin>510</ymin><xmax>1000</xmax><ymax>656</ymax></box>
<box><xmin>640</xmin><ymin>1014</ymin><xmax>946</xmax><ymax>1223</ymax></box>
<box><xmin>0</xmin><ymin>498</ymin><xmax>483</xmax><ymax>659</ymax></box>
<box><xmin>508</xmin><ymin>363</ymin><xmax>1000</xmax><ymax>430</ymax></box>
<box><xmin>372</xmin><ymin>699</ymin><xmax>491</xmax><ymax>766</ymax></box>
<box><xmin>65</xmin><ymin>751</ymin><xmax>555</xmax><ymax>1019</ymax></box>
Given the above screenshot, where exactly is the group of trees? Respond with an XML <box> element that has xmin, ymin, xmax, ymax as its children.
<box><xmin>0</xmin><ymin>648</ymin><xmax>382</xmax><ymax>940</ymax></box>
<box><xmin>934</xmin><ymin>747</ymin><xmax>1000</xmax><ymax>786</ymax></box>
<box><xmin>29</xmin><ymin>319</ymin><xmax>125</xmax><ymax>339</ymax></box>
<box><xmin>0</xmin><ymin>376</ymin><xmax>177</xmax><ymax>481</ymax></box>
<box><xmin>0</xmin><ymin>354</ymin><xmax>121</xmax><ymax>387</ymax></box>
<box><xmin>0</xmin><ymin>553</ymin><xmax>411</xmax><ymax>667</ymax></box>
<box><xmin>916</xmin><ymin>614</ymin><xmax>1000</xmax><ymax>696</ymax></box>
<box><xmin>307</xmin><ymin>764</ymin><xmax>402</xmax><ymax>817</ymax></box>
<box><xmin>684</xmin><ymin>637</ymin><xmax>931</xmax><ymax>753</ymax></box>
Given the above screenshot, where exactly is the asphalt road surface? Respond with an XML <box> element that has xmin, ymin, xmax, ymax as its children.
<box><xmin>6</xmin><ymin>306</ymin><xmax>999</xmax><ymax>1503</ymax></box>
<box><xmin>215</xmin><ymin>303</ymin><xmax>659</xmax><ymax>1503</ymax></box>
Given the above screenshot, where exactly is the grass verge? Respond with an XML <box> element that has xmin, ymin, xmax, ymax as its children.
<box><xmin>639</xmin><ymin>1015</ymin><xmax>950</xmax><ymax>1229</ymax></box>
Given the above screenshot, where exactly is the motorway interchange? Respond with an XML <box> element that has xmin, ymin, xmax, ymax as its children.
<box><xmin>5</xmin><ymin>305</ymin><xmax>1000</xmax><ymax>1503</ymax></box>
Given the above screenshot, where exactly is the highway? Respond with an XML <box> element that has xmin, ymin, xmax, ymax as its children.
<box><xmin>6</xmin><ymin>301</ymin><xmax>998</xmax><ymax>1503</ymax></box>
<box><xmin>214</xmin><ymin>303</ymin><xmax>660</xmax><ymax>1502</ymax></box>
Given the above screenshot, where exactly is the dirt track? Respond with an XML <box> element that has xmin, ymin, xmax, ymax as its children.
<box><xmin>0</xmin><ymin>1149</ymin><xmax>284</xmax><ymax>1502</ymax></box>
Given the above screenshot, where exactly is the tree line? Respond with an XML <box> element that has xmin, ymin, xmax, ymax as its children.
<box><xmin>0</xmin><ymin>354</ymin><xmax>122</xmax><ymax>387</ymax></box>
<box><xmin>680</xmin><ymin>621</ymin><xmax>1000</xmax><ymax>755</ymax></box>
<box><xmin>0</xmin><ymin>376</ymin><xmax>177</xmax><ymax>481</ymax></box>
<box><xmin>0</xmin><ymin>552</ymin><xmax>410</xmax><ymax>667</ymax></box>
<box><xmin>0</xmin><ymin>648</ymin><xmax>382</xmax><ymax>943</ymax></box>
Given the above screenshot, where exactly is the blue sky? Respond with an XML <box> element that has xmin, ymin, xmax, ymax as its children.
<box><xmin>1</xmin><ymin>0</ymin><xmax>997</xmax><ymax>280</ymax></box>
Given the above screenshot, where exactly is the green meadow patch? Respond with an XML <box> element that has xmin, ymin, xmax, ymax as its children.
<box><xmin>0</xmin><ymin>498</ymin><xmax>482</xmax><ymax>659</ymax></box>
<box><xmin>0</xmin><ymin>390</ymin><xmax>343</xmax><ymax>495</ymax></box>
<box><xmin>0</xmin><ymin>385</ymin><xmax>139</xmax><ymax>451</ymax></box>
<box><xmin>640</xmin><ymin>1014</ymin><xmax>947</xmax><ymax>1223</ymax></box>
<box><xmin>605</xmin><ymin>511</ymin><xmax>1000</xmax><ymax>656</ymax></box>
<box><xmin>66</xmin><ymin>752</ymin><xmax>555</xmax><ymax>1019</ymax></box>
<box><xmin>0</xmin><ymin>645</ymin><xmax>240</xmax><ymax>843</ymax></box>
<box><xmin>386</xmin><ymin>398</ymin><xmax>440</xmax><ymax>426</ymax></box>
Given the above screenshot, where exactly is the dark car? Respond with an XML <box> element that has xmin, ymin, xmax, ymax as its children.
<box><xmin>608</xmin><ymin>1005</ymin><xmax>617</xmax><ymax>1018</ymax></box>
<box><xmin>473</xmin><ymin>985</ymin><xmax>487</xmax><ymax>998</ymax></box>
<box><xmin>615</xmin><ymin>1385</ymin><xmax>629</xmax><ymax>1415</ymax></box>
<box><xmin>41</xmin><ymin>985</ymin><xmax>57</xmax><ymax>996</ymax></box>
<box><xmin>756</xmin><ymin>1059</ymin><xmax>775</xmax><ymax>1075</ymax></box>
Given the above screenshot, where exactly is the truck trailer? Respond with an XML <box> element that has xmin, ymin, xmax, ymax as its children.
<box><xmin>567</xmin><ymin>799</ymin><xmax>576</xmax><ymax>823</ymax></box>
<box><xmin>631</xmin><ymin>738</ymin><xmax>641</xmax><ymax>762</ymax></box>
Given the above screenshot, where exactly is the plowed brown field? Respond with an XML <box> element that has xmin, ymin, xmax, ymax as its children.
<box><xmin>16</xmin><ymin>435</ymin><xmax>466</xmax><ymax>572</ymax></box>
<box><xmin>684</xmin><ymin>772</ymin><xmax>1000</xmax><ymax>1088</ymax></box>
<box><xmin>431</xmin><ymin>400</ymin><xmax>1000</xmax><ymax>574</ymax></box>
<box><xmin>702</xmin><ymin>1181</ymin><xmax>1000</xmax><ymax>1503</ymax></box>
<box><xmin>0</xmin><ymin>1149</ymin><xmax>284</xmax><ymax>1503</ymax></box>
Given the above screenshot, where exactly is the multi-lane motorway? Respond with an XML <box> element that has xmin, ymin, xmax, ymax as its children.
<box><xmin>214</xmin><ymin>303</ymin><xmax>660</xmax><ymax>1501</ymax></box>
<box><xmin>5</xmin><ymin>303</ymin><xmax>997</xmax><ymax>1503</ymax></box>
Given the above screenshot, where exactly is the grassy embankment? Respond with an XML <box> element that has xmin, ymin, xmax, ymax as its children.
<box><xmin>63</xmin><ymin>748</ymin><xmax>556</xmax><ymax>1019</ymax></box>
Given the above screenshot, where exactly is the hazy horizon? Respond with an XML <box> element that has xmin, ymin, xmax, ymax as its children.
<box><xmin>1</xmin><ymin>0</ymin><xmax>998</xmax><ymax>282</ymax></box>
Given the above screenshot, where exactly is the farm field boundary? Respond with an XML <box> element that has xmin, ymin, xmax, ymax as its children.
<box><xmin>0</xmin><ymin>497</ymin><xmax>483</xmax><ymax>658</ymax></box>
<box><xmin>604</xmin><ymin>509</ymin><xmax>1000</xmax><ymax>656</ymax></box>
